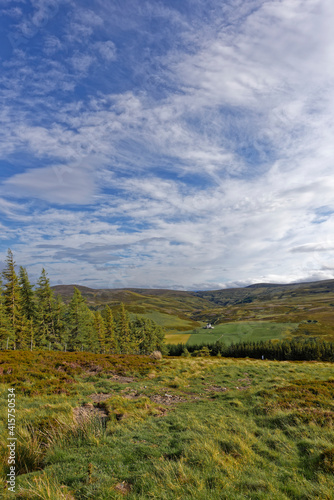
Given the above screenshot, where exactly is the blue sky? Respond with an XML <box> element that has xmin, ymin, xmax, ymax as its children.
<box><xmin>1</xmin><ymin>0</ymin><xmax>334</xmax><ymax>290</ymax></box>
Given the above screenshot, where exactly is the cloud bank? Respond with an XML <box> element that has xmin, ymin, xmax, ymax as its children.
<box><xmin>0</xmin><ymin>0</ymin><xmax>334</xmax><ymax>289</ymax></box>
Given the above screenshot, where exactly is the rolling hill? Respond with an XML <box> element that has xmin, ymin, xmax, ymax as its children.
<box><xmin>52</xmin><ymin>280</ymin><xmax>334</xmax><ymax>342</ymax></box>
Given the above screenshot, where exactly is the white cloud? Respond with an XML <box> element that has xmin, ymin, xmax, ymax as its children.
<box><xmin>70</xmin><ymin>52</ymin><xmax>94</xmax><ymax>73</ymax></box>
<box><xmin>1</xmin><ymin>160</ymin><xmax>99</xmax><ymax>205</ymax></box>
<box><xmin>74</xmin><ymin>8</ymin><xmax>103</xmax><ymax>27</ymax></box>
<box><xmin>94</xmin><ymin>41</ymin><xmax>116</xmax><ymax>61</ymax></box>
<box><xmin>43</xmin><ymin>34</ymin><xmax>62</xmax><ymax>55</ymax></box>
<box><xmin>1</xmin><ymin>0</ymin><xmax>334</xmax><ymax>288</ymax></box>
<box><xmin>0</xmin><ymin>6</ymin><xmax>23</xmax><ymax>17</ymax></box>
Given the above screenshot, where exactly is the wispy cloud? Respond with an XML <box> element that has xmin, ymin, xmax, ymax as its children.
<box><xmin>94</xmin><ymin>40</ymin><xmax>116</xmax><ymax>61</ymax></box>
<box><xmin>0</xmin><ymin>0</ymin><xmax>334</xmax><ymax>288</ymax></box>
<box><xmin>1</xmin><ymin>156</ymin><xmax>101</xmax><ymax>204</ymax></box>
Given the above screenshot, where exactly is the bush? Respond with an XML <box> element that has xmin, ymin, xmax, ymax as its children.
<box><xmin>192</xmin><ymin>347</ymin><xmax>211</xmax><ymax>357</ymax></box>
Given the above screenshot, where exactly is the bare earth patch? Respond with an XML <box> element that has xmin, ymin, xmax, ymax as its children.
<box><xmin>111</xmin><ymin>374</ymin><xmax>136</xmax><ymax>383</ymax></box>
<box><xmin>205</xmin><ymin>385</ymin><xmax>228</xmax><ymax>392</ymax></box>
<box><xmin>114</xmin><ymin>481</ymin><xmax>132</xmax><ymax>495</ymax></box>
<box><xmin>149</xmin><ymin>393</ymin><xmax>187</xmax><ymax>405</ymax></box>
<box><xmin>89</xmin><ymin>393</ymin><xmax>114</xmax><ymax>403</ymax></box>
<box><xmin>73</xmin><ymin>402</ymin><xmax>108</xmax><ymax>422</ymax></box>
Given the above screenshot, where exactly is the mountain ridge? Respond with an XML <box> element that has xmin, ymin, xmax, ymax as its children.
<box><xmin>52</xmin><ymin>278</ymin><xmax>334</xmax><ymax>295</ymax></box>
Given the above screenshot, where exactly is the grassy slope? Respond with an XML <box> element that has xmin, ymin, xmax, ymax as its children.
<box><xmin>53</xmin><ymin>279</ymin><xmax>334</xmax><ymax>341</ymax></box>
<box><xmin>53</xmin><ymin>286</ymin><xmax>207</xmax><ymax>333</ymax></box>
<box><xmin>129</xmin><ymin>310</ymin><xmax>196</xmax><ymax>334</ymax></box>
<box><xmin>1</xmin><ymin>352</ymin><xmax>334</xmax><ymax>499</ymax></box>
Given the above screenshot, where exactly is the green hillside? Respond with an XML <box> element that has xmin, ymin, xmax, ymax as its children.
<box><xmin>52</xmin><ymin>279</ymin><xmax>334</xmax><ymax>341</ymax></box>
<box><xmin>52</xmin><ymin>285</ymin><xmax>210</xmax><ymax>333</ymax></box>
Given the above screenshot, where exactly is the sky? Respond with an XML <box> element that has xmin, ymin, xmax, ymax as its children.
<box><xmin>0</xmin><ymin>0</ymin><xmax>334</xmax><ymax>290</ymax></box>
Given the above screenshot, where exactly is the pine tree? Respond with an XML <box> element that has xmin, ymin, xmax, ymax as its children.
<box><xmin>36</xmin><ymin>269</ymin><xmax>56</xmax><ymax>347</ymax></box>
<box><xmin>67</xmin><ymin>288</ymin><xmax>96</xmax><ymax>351</ymax></box>
<box><xmin>130</xmin><ymin>317</ymin><xmax>165</xmax><ymax>354</ymax></box>
<box><xmin>103</xmin><ymin>305</ymin><xmax>118</xmax><ymax>353</ymax></box>
<box><xmin>15</xmin><ymin>314</ymin><xmax>31</xmax><ymax>350</ymax></box>
<box><xmin>19</xmin><ymin>266</ymin><xmax>37</xmax><ymax>322</ymax></box>
<box><xmin>94</xmin><ymin>311</ymin><xmax>106</xmax><ymax>353</ymax></box>
<box><xmin>53</xmin><ymin>294</ymin><xmax>67</xmax><ymax>348</ymax></box>
<box><xmin>117</xmin><ymin>303</ymin><xmax>132</xmax><ymax>354</ymax></box>
<box><xmin>0</xmin><ymin>277</ymin><xmax>13</xmax><ymax>348</ymax></box>
<box><xmin>2</xmin><ymin>249</ymin><xmax>21</xmax><ymax>343</ymax></box>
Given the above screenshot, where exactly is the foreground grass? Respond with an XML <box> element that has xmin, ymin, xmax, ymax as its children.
<box><xmin>1</xmin><ymin>352</ymin><xmax>334</xmax><ymax>499</ymax></box>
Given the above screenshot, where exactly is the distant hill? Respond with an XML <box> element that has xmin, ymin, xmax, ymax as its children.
<box><xmin>52</xmin><ymin>285</ymin><xmax>202</xmax><ymax>306</ymax></box>
<box><xmin>52</xmin><ymin>285</ymin><xmax>211</xmax><ymax>333</ymax></box>
<box><xmin>52</xmin><ymin>280</ymin><xmax>334</xmax><ymax>339</ymax></box>
<box><xmin>196</xmin><ymin>279</ymin><xmax>334</xmax><ymax>305</ymax></box>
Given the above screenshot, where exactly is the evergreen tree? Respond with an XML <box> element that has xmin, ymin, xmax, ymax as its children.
<box><xmin>2</xmin><ymin>249</ymin><xmax>21</xmax><ymax>343</ymax></box>
<box><xmin>15</xmin><ymin>314</ymin><xmax>31</xmax><ymax>350</ymax></box>
<box><xmin>36</xmin><ymin>268</ymin><xmax>56</xmax><ymax>347</ymax></box>
<box><xmin>130</xmin><ymin>317</ymin><xmax>165</xmax><ymax>354</ymax></box>
<box><xmin>19</xmin><ymin>266</ymin><xmax>37</xmax><ymax>322</ymax></box>
<box><xmin>116</xmin><ymin>303</ymin><xmax>132</xmax><ymax>354</ymax></box>
<box><xmin>94</xmin><ymin>311</ymin><xmax>106</xmax><ymax>353</ymax></box>
<box><xmin>53</xmin><ymin>294</ymin><xmax>67</xmax><ymax>349</ymax></box>
<box><xmin>103</xmin><ymin>305</ymin><xmax>118</xmax><ymax>353</ymax></box>
<box><xmin>67</xmin><ymin>288</ymin><xmax>96</xmax><ymax>351</ymax></box>
<box><xmin>0</xmin><ymin>278</ymin><xmax>13</xmax><ymax>348</ymax></box>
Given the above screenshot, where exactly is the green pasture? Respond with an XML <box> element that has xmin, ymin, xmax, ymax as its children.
<box><xmin>131</xmin><ymin>309</ymin><xmax>198</xmax><ymax>333</ymax></box>
<box><xmin>168</xmin><ymin>321</ymin><xmax>299</xmax><ymax>346</ymax></box>
<box><xmin>165</xmin><ymin>333</ymin><xmax>192</xmax><ymax>345</ymax></box>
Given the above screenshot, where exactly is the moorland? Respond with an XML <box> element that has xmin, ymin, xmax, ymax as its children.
<box><xmin>1</xmin><ymin>351</ymin><xmax>334</xmax><ymax>499</ymax></box>
<box><xmin>1</xmin><ymin>251</ymin><xmax>334</xmax><ymax>498</ymax></box>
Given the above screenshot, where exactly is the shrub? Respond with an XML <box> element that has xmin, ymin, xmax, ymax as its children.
<box><xmin>192</xmin><ymin>347</ymin><xmax>211</xmax><ymax>357</ymax></box>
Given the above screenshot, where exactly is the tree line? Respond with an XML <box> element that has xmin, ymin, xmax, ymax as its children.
<box><xmin>0</xmin><ymin>250</ymin><xmax>165</xmax><ymax>354</ymax></box>
<box><xmin>167</xmin><ymin>338</ymin><xmax>334</xmax><ymax>362</ymax></box>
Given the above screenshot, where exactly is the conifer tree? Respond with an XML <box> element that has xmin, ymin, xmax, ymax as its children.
<box><xmin>53</xmin><ymin>294</ymin><xmax>67</xmax><ymax>348</ymax></box>
<box><xmin>0</xmin><ymin>277</ymin><xmax>13</xmax><ymax>348</ymax></box>
<box><xmin>131</xmin><ymin>317</ymin><xmax>165</xmax><ymax>354</ymax></box>
<box><xmin>2</xmin><ymin>249</ymin><xmax>21</xmax><ymax>340</ymax></box>
<box><xmin>67</xmin><ymin>288</ymin><xmax>96</xmax><ymax>351</ymax></box>
<box><xmin>94</xmin><ymin>310</ymin><xmax>106</xmax><ymax>353</ymax></box>
<box><xmin>15</xmin><ymin>314</ymin><xmax>31</xmax><ymax>350</ymax></box>
<box><xmin>36</xmin><ymin>268</ymin><xmax>56</xmax><ymax>347</ymax></box>
<box><xmin>103</xmin><ymin>305</ymin><xmax>118</xmax><ymax>353</ymax></box>
<box><xmin>117</xmin><ymin>303</ymin><xmax>132</xmax><ymax>354</ymax></box>
<box><xmin>19</xmin><ymin>266</ymin><xmax>37</xmax><ymax>322</ymax></box>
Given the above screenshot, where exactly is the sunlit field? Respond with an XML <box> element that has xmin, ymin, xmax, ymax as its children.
<box><xmin>171</xmin><ymin>321</ymin><xmax>299</xmax><ymax>346</ymax></box>
<box><xmin>1</xmin><ymin>352</ymin><xmax>334</xmax><ymax>499</ymax></box>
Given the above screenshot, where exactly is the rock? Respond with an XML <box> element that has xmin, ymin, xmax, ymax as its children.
<box><xmin>150</xmin><ymin>351</ymin><xmax>162</xmax><ymax>360</ymax></box>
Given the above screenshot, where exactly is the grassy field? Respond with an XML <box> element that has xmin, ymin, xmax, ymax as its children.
<box><xmin>167</xmin><ymin>321</ymin><xmax>299</xmax><ymax>346</ymax></box>
<box><xmin>165</xmin><ymin>333</ymin><xmax>192</xmax><ymax>345</ymax></box>
<box><xmin>130</xmin><ymin>310</ymin><xmax>197</xmax><ymax>334</ymax></box>
<box><xmin>1</xmin><ymin>351</ymin><xmax>334</xmax><ymax>499</ymax></box>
